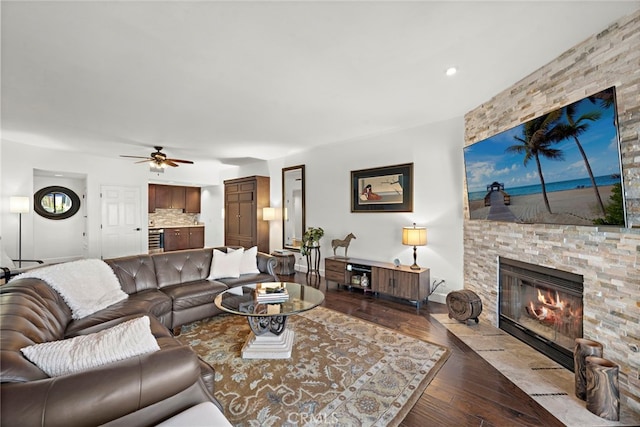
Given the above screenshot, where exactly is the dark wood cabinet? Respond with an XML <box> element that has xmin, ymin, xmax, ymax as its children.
<box><xmin>324</xmin><ymin>256</ymin><xmax>430</xmax><ymax>308</ymax></box>
<box><xmin>154</xmin><ymin>184</ymin><xmax>173</xmax><ymax>209</ymax></box>
<box><xmin>224</xmin><ymin>176</ymin><xmax>270</xmax><ymax>253</ymax></box>
<box><xmin>187</xmin><ymin>227</ymin><xmax>205</xmax><ymax>249</ymax></box>
<box><xmin>170</xmin><ymin>186</ymin><xmax>185</xmax><ymax>210</ymax></box>
<box><xmin>164</xmin><ymin>227</ymin><xmax>189</xmax><ymax>252</ymax></box>
<box><xmin>164</xmin><ymin>226</ymin><xmax>205</xmax><ymax>251</ymax></box>
<box><xmin>185</xmin><ymin>187</ymin><xmax>201</xmax><ymax>213</ymax></box>
<box><xmin>149</xmin><ymin>184</ymin><xmax>199</xmax><ymax>212</ymax></box>
<box><xmin>148</xmin><ymin>184</ymin><xmax>156</xmax><ymax>213</ymax></box>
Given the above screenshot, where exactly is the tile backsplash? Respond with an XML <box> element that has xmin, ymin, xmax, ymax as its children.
<box><xmin>149</xmin><ymin>209</ymin><xmax>200</xmax><ymax>227</ymax></box>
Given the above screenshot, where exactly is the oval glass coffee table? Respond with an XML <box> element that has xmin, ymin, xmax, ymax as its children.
<box><xmin>214</xmin><ymin>282</ymin><xmax>324</xmax><ymax>359</ymax></box>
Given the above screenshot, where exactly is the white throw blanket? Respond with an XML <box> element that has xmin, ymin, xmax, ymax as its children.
<box><xmin>12</xmin><ymin>259</ymin><xmax>128</xmax><ymax>319</ymax></box>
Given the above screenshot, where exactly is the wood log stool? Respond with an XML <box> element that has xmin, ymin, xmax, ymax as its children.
<box><xmin>574</xmin><ymin>338</ymin><xmax>603</xmax><ymax>400</ymax></box>
<box><xmin>585</xmin><ymin>356</ymin><xmax>620</xmax><ymax>421</ymax></box>
<box><xmin>446</xmin><ymin>290</ymin><xmax>482</xmax><ymax>323</ymax></box>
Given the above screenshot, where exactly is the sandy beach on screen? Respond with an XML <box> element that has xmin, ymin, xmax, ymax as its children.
<box><xmin>468</xmin><ymin>185</ymin><xmax>615</xmax><ymax>225</ymax></box>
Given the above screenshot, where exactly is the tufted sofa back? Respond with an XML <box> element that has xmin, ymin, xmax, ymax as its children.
<box><xmin>153</xmin><ymin>248</ymin><xmax>214</xmax><ymax>289</ymax></box>
<box><xmin>105</xmin><ymin>254</ymin><xmax>158</xmax><ymax>294</ymax></box>
<box><xmin>0</xmin><ymin>278</ymin><xmax>72</xmax><ymax>382</ymax></box>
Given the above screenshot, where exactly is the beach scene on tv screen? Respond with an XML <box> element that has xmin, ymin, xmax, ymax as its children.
<box><xmin>464</xmin><ymin>86</ymin><xmax>625</xmax><ymax>226</ymax></box>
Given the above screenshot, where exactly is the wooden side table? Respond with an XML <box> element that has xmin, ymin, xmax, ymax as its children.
<box><xmin>271</xmin><ymin>252</ymin><xmax>296</xmax><ymax>276</ymax></box>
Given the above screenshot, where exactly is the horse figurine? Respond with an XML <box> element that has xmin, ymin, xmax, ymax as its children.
<box><xmin>332</xmin><ymin>233</ymin><xmax>356</xmax><ymax>258</ymax></box>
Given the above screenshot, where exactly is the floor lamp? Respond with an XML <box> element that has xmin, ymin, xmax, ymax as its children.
<box><xmin>9</xmin><ymin>196</ymin><xmax>30</xmax><ymax>268</ymax></box>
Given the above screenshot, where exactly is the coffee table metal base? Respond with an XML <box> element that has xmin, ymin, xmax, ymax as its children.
<box><xmin>241</xmin><ymin>329</ymin><xmax>295</xmax><ymax>359</ymax></box>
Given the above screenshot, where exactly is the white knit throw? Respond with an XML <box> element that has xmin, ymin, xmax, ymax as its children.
<box><xmin>12</xmin><ymin>259</ymin><xmax>128</xmax><ymax>319</ymax></box>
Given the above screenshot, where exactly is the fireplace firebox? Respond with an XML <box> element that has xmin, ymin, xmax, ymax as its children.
<box><xmin>499</xmin><ymin>257</ymin><xmax>584</xmax><ymax>371</ymax></box>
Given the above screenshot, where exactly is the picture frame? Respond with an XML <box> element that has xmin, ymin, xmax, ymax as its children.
<box><xmin>351</xmin><ymin>163</ymin><xmax>413</xmax><ymax>212</ymax></box>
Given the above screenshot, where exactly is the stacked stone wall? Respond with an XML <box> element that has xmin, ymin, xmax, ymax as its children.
<box><xmin>463</xmin><ymin>10</ymin><xmax>640</xmax><ymax>412</ymax></box>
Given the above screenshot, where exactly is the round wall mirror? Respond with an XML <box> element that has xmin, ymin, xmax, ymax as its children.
<box><xmin>34</xmin><ymin>186</ymin><xmax>81</xmax><ymax>220</ymax></box>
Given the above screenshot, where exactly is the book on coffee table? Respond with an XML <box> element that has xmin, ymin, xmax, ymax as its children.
<box><xmin>255</xmin><ymin>283</ymin><xmax>289</xmax><ymax>303</ymax></box>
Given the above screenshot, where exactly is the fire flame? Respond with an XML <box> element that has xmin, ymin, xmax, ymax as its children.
<box><xmin>527</xmin><ymin>288</ymin><xmax>581</xmax><ymax>325</ymax></box>
<box><xmin>537</xmin><ymin>289</ymin><xmax>565</xmax><ymax>310</ymax></box>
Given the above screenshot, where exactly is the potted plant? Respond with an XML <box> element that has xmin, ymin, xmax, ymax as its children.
<box><xmin>300</xmin><ymin>227</ymin><xmax>324</xmax><ymax>255</ymax></box>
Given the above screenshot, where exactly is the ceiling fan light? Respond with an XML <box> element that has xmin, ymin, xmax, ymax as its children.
<box><xmin>123</xmin><ymin>147</ymin><xmax>193</xmax><ymax>168</ymax></box>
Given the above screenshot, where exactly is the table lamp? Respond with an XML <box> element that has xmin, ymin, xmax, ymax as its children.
<box><xmin>262</xmin><ymin>207</ymin><xmax>276</xmax><ymax>221</ymax></box>
<box><xmin>402</xmin><ymin>223</ymin><xmax>427</xmax><ymax>270</ymax></box>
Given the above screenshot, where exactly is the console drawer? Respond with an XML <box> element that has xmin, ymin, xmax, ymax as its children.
<box><xmin>325</xmin><ymin>258</ymin><xmax>346</xmax><ymax>283</ymax></box>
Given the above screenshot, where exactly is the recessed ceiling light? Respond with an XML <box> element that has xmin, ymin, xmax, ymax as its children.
<box><xmin>445</xmin><ymin>67</ymin><xmax>457</xmax><ymax>76</ymax></box>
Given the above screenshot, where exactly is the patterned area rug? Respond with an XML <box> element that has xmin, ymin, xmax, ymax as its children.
<box><xmin>177</xmin><ymin>307</ymin><xmax>450</xmax><ymax>427</ymax></box>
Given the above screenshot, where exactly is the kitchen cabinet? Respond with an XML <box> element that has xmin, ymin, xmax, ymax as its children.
<box><xmin>169</xmin><ymin>186</ymin><xmax>185</xmax><ymax>209</ymax></box>
<box><xmin>224</xmin><ymin>176</ymin><xmax>270</xmax><ymax>253</ymax></box>
<box><xmin>324</xmin><ymin>256</ymin><xmax>430</xmax><ymax>308</ymax></box>
<box><xmin>187</xmin><ymin>226</ymin><xmax>205</xmax><ymax>248</ymax></box>
<box><xmin>164</xmin><ymin>226</ymin><xmax>205</xmax><ymax>252</ymax></box>
<box><xmin>185</xmin><ymin>186</ymin><xmax>201</xmax><ymax>213</ymax></box>
<box><xmin>149</xmin><ymin>184</ymin><xmax>200</xmax><ymax>212</ymax></box>
<box><xmin>154</xmin><ymin>184</ymin><xmax>172</xmax><ymax>209</ymax></box>
<box><xmin>148</xmin><ymin>184</ymin><xmax>156</xmax><ymax>213</ymax></box>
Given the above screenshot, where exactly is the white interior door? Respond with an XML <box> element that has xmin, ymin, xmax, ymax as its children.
<box><xmin>101</xmin><ymin>185</ymin><xmax>142</xmax><ymax>259</ymax></box>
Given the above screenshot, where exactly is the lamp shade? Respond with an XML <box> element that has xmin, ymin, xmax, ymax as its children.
<box><xmin>9</xmin><ymin>196</ymin><xmax>30</xmax><ymax>214</ymax></box>
<box><xmin>402</xmin><ymin>224</ymin><xmax>427</xmax><ymax>246</ymax></box>
<box><xmin>262</xmin><ymin>207</ymin><xmax>276</xmax><ymax>221</ymax></box>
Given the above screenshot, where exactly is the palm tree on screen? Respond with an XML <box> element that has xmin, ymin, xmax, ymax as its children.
<box><xmin>506</xmin><ymin>111</ymin><xmax>564</xmax><ymax>214</ymax></box>
<box><xmin>555</xmin><ymin>103</ymin><xmax>605</xmax><ymax>215</ymax></box>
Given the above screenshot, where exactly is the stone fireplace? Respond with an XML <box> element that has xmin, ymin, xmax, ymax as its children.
<box><xmin>463</xmin><ymin>10</ymin><xmax>640</xmax><ymax>413</ymax></box>
<box><xmin>498</xmin><ymin>257</ymin><xmax>583</xmax><ymax>371</ymax></box>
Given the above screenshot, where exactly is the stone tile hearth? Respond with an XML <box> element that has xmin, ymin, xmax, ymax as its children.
<box><xmin>432</xmin><ymin>314</ymin><xmax>640</xmax><ymax>427</ymax></box>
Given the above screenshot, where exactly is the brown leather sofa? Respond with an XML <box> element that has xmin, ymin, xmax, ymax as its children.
<box><xmin>105</xmin><ymin>246</ymin><xmax>278</xmax><ymax>334</ymax></box>
<box><xmin>0</xmin><ymin>246</ymin><xmax>278</xmax><ymax>426</ymax></box>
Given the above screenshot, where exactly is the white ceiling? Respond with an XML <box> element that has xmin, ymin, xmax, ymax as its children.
<box><xmin>2</xmin><ymin>1</ymin><xmax>639</xmax><ymax>167</ymax></box>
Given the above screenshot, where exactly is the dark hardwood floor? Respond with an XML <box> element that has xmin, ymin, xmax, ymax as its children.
<box><xmin>292</xmin><ymin>273</ymin><xmax>565</xmax><ymax>427</ymax></box>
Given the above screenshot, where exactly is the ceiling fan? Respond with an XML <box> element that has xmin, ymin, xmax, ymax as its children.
<box><xmin>120</xmin><ymin>146</ymin><xmax>194</xmax><ymax>167</ymax></box>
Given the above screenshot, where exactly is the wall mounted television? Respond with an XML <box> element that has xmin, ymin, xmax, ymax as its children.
<box><xmin>464</xmin><ymin>86</ymin><xmax>626</xmax><ymax>227</ymax></box>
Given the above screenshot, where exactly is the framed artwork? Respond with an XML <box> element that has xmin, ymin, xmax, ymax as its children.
<box><xmin>351</xmin><ymin>163</ymin><xmax>413</xmax><ymax>212</ymax></box>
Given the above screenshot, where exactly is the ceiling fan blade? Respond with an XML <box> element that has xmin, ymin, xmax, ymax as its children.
<box><xmin>166</xmin><ymin>158</ymin><xmax>194</xmax><ymax>164</ymax></box>
<box><xmin>121</xmin><ymin>155</ymin><xmax>152</xmax><ymax>159</ymax></box>
<box><xmin>122</xmin><ymin>147</ymin><xmax>193</xmax><ymax>167</ymax></box>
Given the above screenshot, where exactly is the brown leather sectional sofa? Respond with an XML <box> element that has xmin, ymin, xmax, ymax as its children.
<box><xmin>0</xmin><ymin>246</ymin><xmax>278</xmax><ymax>427</ymax></box>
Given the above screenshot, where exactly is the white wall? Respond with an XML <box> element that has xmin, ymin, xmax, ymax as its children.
<box><xmin>238</xmin><ymin>117</ymin><xmax>466</xmax><ymax>303</ymax></box>
<box><xmin>200</xmin><ymin>184</ymin><xmax>225</xmax><ymax>247</ymax></box>
<box><xmin>2</xmin><ymin>141</ymin><xmax>150</xmax><ymax>261</ymax></box>
<box><xmin>33</xmin><ymin>174</ymin><xmax>87</xmax><ymax>263</ymax></box>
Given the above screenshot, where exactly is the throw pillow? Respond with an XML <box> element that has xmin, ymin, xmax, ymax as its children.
<box><xmin>21</xmin><ymin>316</ymin><xmax>160</xmax><ymax>377</ymax></box>
<box><xmin>208</xmin><ymin>248</ymin><xmax>243</xmax><ymax>280</ymax></box>
<box><xmin>229</xmin><ymin>246</ymin><xmax>260</xmax><ymax>275</ymax></box>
